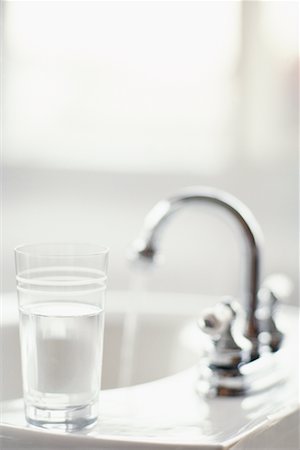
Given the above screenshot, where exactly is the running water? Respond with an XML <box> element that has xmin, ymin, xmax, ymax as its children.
<box><xmin>117</xmin><ymin>272</ymin><xmax>149</xmax><ymax>387</ymax></box>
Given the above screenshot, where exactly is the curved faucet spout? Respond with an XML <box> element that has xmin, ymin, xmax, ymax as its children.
<box><xmin>129</xmin><ymin>186</ymin><xmax>264</xmax><ymax>358</ymax></box>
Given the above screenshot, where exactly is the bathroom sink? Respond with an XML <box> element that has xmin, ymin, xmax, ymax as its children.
<box><xmin>0</xmin><ymin>290</ymin><xmax>205</xmax><ymax>402</ymax></box>
<box><xmin>1</xmin><ymin>291</ymin><xmax>299</xmax><ymax>449</ymax></box>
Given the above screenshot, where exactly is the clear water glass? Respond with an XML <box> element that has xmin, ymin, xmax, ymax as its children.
<box><xmin>15</xmin><ymin>243</ymin><xmax>109</xmax><ymax>431</ymax></box>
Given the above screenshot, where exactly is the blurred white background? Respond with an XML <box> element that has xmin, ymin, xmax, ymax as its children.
<box><xmin>2</xmin><ymin>1</ymin><xmax>299</xmax><ymax>303</ymax></box>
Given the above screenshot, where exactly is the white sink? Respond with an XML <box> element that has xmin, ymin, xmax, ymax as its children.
<box><xmin>1</xmin><ymin>291</ymin><xmax>299</xmax><ymax>449</ymax></box>
<box><xmin>0</xmin><ymin>291</ymin><xmax>204</xmax><ymax>401</ymax></box>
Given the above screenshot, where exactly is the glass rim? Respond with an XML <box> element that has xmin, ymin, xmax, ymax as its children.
<box><xmin>14</xmin><ymin>242</ymin><xmax>110</xmax><ymax>258</ymax></box>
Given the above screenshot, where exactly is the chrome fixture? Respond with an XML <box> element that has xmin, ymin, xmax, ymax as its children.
<box><xmin>198</xmin><ymin>298</ymin><xmax>252</xmax><ymax>369</ymax></box>
<box><xmin>197</xmin><ymin>295</ymin><xmax>284</xmax><ymax>396</ymax></box>
<box><xmin>129</xmin><ymin>187</ymin><xmax>285</xmax><ymax>396</ymax></box>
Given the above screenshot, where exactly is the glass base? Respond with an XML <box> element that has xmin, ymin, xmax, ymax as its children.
<box><xmin>25</xmin><ymin>402</ymin><xmax>98</xmax><ymax>431</ymax></box>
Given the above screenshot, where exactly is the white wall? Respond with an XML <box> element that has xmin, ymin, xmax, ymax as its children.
<box><xmin>3</xmin><ymin>2</ymin><xmax>298</xmax><ymax>174</ymax></box>
<box><xmin>2</xmin><ymin>1</ymin><xmax>298</xmax><ymax>306</ymax></box>
<box><xmin>3</xmin><ymin>1</ymin><xmax>240</xmax><ymax>173</ymax></box>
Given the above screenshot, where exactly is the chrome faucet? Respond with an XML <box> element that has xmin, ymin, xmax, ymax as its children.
<box><xmin>129</xmin><ymin>187</ymin><xmax>284</xmax><ymax>395</ymax></box>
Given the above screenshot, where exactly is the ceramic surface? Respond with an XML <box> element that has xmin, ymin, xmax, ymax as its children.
<box><xmin>1</xmin><ymin>292</ymin><xmax>298</xmax><ymax>449</ymax></box>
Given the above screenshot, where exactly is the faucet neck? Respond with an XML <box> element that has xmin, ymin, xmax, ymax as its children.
<box><xmin>133</xmin><ymin>187</ymin><xmax>263</xmax><ymax>357</ymax></box>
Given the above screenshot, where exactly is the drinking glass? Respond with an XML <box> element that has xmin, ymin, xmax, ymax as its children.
<box><xmin>15</xmin><ymin>243</ymin><xmax>109</xmax><ymax>431</ymax></box>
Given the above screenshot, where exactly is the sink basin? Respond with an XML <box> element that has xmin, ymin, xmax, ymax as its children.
<box><xmin>1</xmin><ymin>291</ymin><xmax>299</xmax><ymax>449</ymax></box>
<box><xmin>1</xmin><ymin>290</ymin><xmax>205</xmax><ymax>401</ymax></box>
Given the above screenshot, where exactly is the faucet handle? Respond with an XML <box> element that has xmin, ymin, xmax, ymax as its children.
<box><xmin>257</xmin><ymin>286</ymin><xmax>284</xmax><ymax>352</ymax></box>
<box><xmin>198</xmin><ymin>298</ymin><xmax>252</xmax><ymax>369</ymax></box>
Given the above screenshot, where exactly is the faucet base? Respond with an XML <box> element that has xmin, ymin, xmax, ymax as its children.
<box><xmin>197</xmin><ymin>350</ymin><xmax>287</xmax><ymax>397</ymax></box>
